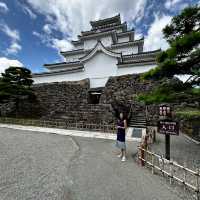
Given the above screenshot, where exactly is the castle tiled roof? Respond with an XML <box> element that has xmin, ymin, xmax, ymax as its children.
<box><xmin>33</xmin><ymin>66</ymin><xmax>84</xmax><ymax>77</ymax></box>
<box><xmin>90</xmin><ymin>14</ymin><xmax>121</xmax><ymax>28</ymax></box>
<box><xmin>118</xmin><ymin>49</ymin><xmax>161</xmax><ymax>66</ymax></box>
<box><xmin>44</xmin><ymin>61</ymin><xmax>83</xmax><ymax>70</ymax></box>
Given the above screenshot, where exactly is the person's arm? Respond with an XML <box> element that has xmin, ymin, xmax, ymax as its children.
<box><xmin>118</xmin><ymin>120</ymin><xmax>127</xmax><ymax>129</ymax></box>
<box><xmin>124</xmin><ymin>120</ymin><xmax>127</xmax><ymax>129</ymax></box>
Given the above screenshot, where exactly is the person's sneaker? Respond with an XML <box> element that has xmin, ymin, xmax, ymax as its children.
<box><xmin>117</xmin><ymin>153</ymin><xmax>122</xmax><ymax>158</ymax></box>
<box><xmin>121</xmin><ymin>156</ymin><xmax>126</xmax><ymax>162</ymax></box>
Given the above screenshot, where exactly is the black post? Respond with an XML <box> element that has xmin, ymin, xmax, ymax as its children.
<box><xmin>165</xmin><ymin>134</ymin><xmax>170</xmax><ymax>160</ymax></box>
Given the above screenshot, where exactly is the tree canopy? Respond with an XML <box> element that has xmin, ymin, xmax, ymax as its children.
<box><xmin>0</xmin><ymin>67</ymin><xmax>34</xmax><ymax>102</ymax></box>
<box><xmin>143</xmin><ymin>5</ymin><xmax>200</xmax><ymax>86</ymax></box>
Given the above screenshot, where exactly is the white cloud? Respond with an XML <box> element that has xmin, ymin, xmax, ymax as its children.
<box><xmin>165</xmin><ymin>0</ymin><xmax>182</xmax><ymax>9</ymax></box>
<box><xmin>144</xmin><ymin>15</ymin><xmax>172</xmax><ymax>51</ymax></box>
<box><xmin>32</xmin><ymin>31</ymin><xmax>73</xmax><ymax>52</ymax></box>
<box><xmin>0</xmin><ymin>2</ymin><xmax>9</xmax><ymax>13</ymax></box>
<box><xmin>135</xmin><ymin>31</ymin><xmax>143</xmax><ymax>40</ymax></box>
<box><xmin>43</xmin><ymin>24</ymin><xmax>53</xmax><ymax>34</ymax></box>
<box><xmin>22</xmin><ymin>5</ymin><xmax>37</xmax><ymax>19</ymax></box>
<box><xmin>0</xmin><ymin>23</ymin><xmax>20</xmax><ymax>41</ymax></box>
<box><xmin>26</xmin><ymin>0</ymin><xmax>147</xmax><ymax>40</ymax></box>
<box><xmin>0</xmin><ymin>23</ymin><xmax>22</xmax><ymax>55</ymax></box>
<box><xmin>6</xmin><ymin>43</ymin><xmax>22</xmax><ymax>54</ymax></box>
<box><xmin>0</xmin><ymin>57</ymin><xmax>23</xmax><ymax>73</ymax></box>
<box><xmin>51</xmin><ymin>38</ymin><xmax>73</xmax><ymax>51</ymax></box>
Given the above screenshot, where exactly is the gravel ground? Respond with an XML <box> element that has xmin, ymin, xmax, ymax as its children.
<box><xmin>0</xmin><ymin>127</ymin><xmax>190</xmax><ymax>200</ymax></box>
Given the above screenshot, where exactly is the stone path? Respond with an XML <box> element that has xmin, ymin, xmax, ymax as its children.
<box><xmin>0</xmin><ymin>127</ymin><xmax>188</xmax><ymax>200</ymax></box>
<box><xmin>0</xmin><ymin>123</ymin><xmax>141</xmax><ymax>142</ymax></box>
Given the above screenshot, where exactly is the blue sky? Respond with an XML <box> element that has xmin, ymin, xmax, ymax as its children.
<box><xmin>0</xmin><ymin>0</ymin><xmax>199</xmax><ymax>73</ymax></box>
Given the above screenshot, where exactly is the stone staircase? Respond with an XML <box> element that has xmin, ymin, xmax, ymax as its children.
<box><xmin>128</xmin><ymin>105</ymin><xmax>147</xmax><ymax>128</ymax></box>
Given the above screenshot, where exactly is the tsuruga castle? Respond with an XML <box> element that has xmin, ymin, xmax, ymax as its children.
<box><xmin>33</xmin><ymin>14</ymin><xmax>160</xmax><ymax>88</ymax></box>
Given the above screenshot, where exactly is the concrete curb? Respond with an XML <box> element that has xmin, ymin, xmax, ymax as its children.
<box><xmin>183</xmin><ymin>133</ymin><xmax>200</xmax><ymax>145</ymax></box>
<box><xmin>0</xmin><ymin>123</ymin><xmax>141</xmax><ymax>142</ymax></box>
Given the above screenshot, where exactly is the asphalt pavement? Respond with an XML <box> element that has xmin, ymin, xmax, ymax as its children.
<box><xmin>0</xmin><ymin>127</ymin><xmax>188</xmax><ymax>200</ymax></box>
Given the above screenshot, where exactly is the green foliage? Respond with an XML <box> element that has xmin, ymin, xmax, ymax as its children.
<box><xmin>139</xmin><ymin>5</ymin><xmax>200</xmax><ymax>105</ymax></box>
<box><xmin>142</xmin><ymin>5</ymin><xmax>200</xmax><ymax>82</ymax></box>
<box><xmin>0</xmin><ymin>66</ymin><xmax>34</xmax><ymax>102</ymax></box>
<box><xmin>137</xmin><ymin>79</ymin><xmax>200</xmax><ymax>104</ymax></box>
<box><xmin>2</xmin><ymin>67</ymin><xmax>33</xmax><ymax>86</ymax></box>
<box><xmin>163</xmin><ymin>5</ymin><xmax>200</xmax><ymax>43</ymax></box>
<box><xmin>175</xmin><ymin>107</ymin><xmax>200</xmax><ymax>120</ymax></box>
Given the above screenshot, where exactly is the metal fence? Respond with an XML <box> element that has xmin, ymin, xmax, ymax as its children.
<box><xmin>0</xmin><ymin>117</ymin><xmax>115</xmax><ymax>133</ymax></box>
<box><xmin>138</xmin><ymin>146</ymin><xmax>200</xmax><ymax>200</ymax></box>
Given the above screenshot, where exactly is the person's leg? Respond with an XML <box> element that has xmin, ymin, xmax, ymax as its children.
<box><xmin>117</xmin><ymin>149</ymin><xmax>122</xmax><ymax>157</ymax></box>
<box><xmin>121</xmin><ymin>148</ymin><xmax>126</xmax><ymax>161</ymax></box>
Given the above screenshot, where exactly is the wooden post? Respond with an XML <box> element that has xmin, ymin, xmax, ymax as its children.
<box><xmin>151</xmin><ymin>153</ymin><xmax>154</xmax><ymax>174</ymax></box>
<box><xmin>161</xmin><ymin>156</ymin><xmax>165</xmax><ymax>176</ymax></box>
<box><xmin>196</xmin><ymin>168</ymin><xmax>199</xmax><ymax>200</ymax></box>
<box><xmin>170</xmin><ymin>161</ymin><xmax>173</xmax><ymax>185</ymax></box>
<box><xmin>183</xmin><ymin>162</ymin><xmax>187</xmax><ymax>191</ymax></box>
<box><xmin>140</xmin><ymin>144</ymin><xmax>145</xmax><ymax>167</ymax></box>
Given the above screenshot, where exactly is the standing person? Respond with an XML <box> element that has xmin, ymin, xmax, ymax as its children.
<box><xmin>116</xmin><ymin>112</ymin><xmax>127</xmax><ymax>162</ymax></box>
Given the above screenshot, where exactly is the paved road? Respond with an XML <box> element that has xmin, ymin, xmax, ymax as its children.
<box><xmin>0</xmin><ymin>127</ymin><xmax>186</xmax><ymax>200</ymax></box>
<box><xmin>151</xmin><ymin>133</ymin><xmax>200</xmax><ymax>170</ymax></box>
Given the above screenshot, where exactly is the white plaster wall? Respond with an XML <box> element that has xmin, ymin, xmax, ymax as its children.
<box><xmin>100</xmin><ymin>36</ymin><xmax>112</xmax><ymax>47</ymax></box>
<box><xmin>73</xmin><ymin>44</ymin><xmax>83</xmax><ymax>49</ymax></box>
<box><xmin>84</xmin><ymin>36</ymin><xmax>112</xmax><ymax>50</ymax></box>
<box><xmin>89</xmin><ymin>77</ymin><xmax>109</xmax><ymax>88</ymax></box>
<box><xmin>118</xmin><ymin>36</ymin><xmax>129</xmax><ymax>43</ymax></box>
<box><xmin>84</xmin><ymin>51</ymin><xmax>118</xmax><ymax>88</ymax></box>
<box><xmin>117</xmin><ymin>64</ymin><xmax>156</xmax><ymax>76</ymax></box>
<box><xmin>84</xmin><ymin>39</ymin><xmax>96</xmax><ymax>50</ymax></box>
<box><xmin>33</xmin><ymin>51</ymin><xmax>119</xmax><ymax>88</ymax></box>
<box><xmin>113</xmin><ymin>45</ymin><xmax>138</xmax><ymax>55</ymax></box>
<box><xmin>33</xmin><ymin>71</ymin><xmax>85</xmax><ymax>84</ymax></box>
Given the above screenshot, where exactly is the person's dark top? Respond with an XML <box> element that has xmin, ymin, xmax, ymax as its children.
<box><xmin>117</xmin><ymin>119</ymin><xmax>126</xmax><ymax>142</ymax></box>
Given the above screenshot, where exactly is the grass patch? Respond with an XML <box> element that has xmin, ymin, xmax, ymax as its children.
<box><xmin>175</xmin><ymin>108</ymin><xmax>200</xmax><ymax>120</ymax></box>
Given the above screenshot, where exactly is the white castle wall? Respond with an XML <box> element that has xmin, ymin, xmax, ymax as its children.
<box><xmin>84</xmin><ymin>36</ymin><xmax>112</xmax><ymax>50</ymax></box>
<box><xmin>73</xmin><ymin>43</ymin><xmax>83</xmax><ymax>49</ymax></box>
<box><xmin>65</xmin><ymin>53</ymin><xmax>85</xmax><ymax>62</ymax></box>
<box><xmin>117</xmin><ymin>64</ymin><xmax>156</xmax><ymax>76</ymax></box>
<box><xmin>33</xmin><ymin>71</ymin><xmax>85</xmax><ymax>84</ymax></box>
<box><xmin>33</xmin><ymin>51</ymin><xmax>156</xmax><ymax>88</ymax></box>
<box><xmin>118</xmin><ymin>36</ymin><xmax>129</xmax><ymax>43</ymax></box>
<box><xmin>84</xmin><ymin>52</ymin><xmax>118</xmax><ymax>88</ymax></box>
<box><xmin>113</xmin><ymin>45</ymin><xmax>138</xmax><ymax>54</ymax></box>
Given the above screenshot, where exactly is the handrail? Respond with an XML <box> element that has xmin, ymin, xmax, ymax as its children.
<box><xmin>0</xmin><ymin>117</ymin><xmax>115</xmax><ymax>133</ymax></box>
<box><xmin>138</xmin><ymin>146</ymin><xmax>200</xmax><ymax>199</ymax></box>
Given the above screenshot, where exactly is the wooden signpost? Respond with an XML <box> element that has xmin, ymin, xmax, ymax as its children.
<box><xmin>158</xmin><ymin>104</ymin><xmax>179</xmax><ymax>160</ymax></box>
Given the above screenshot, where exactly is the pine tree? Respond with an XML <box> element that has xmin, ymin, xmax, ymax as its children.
<box><xmin>0</xmin><ymin>67</ymin><xmax>34</xmax><ymax>102</ymax></box>
<box><xmin>143</xmin><ymin>5</ymin><xmax>200</xmax><ymax>86</ymax></box>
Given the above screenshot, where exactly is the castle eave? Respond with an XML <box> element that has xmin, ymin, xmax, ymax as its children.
<box><xmin>60</xmin><ymin>48</ymin><xmax>84</xmax><ymax>56</ymax></box>
<box><xmin>80</xmin><ymin>41</ymin><xmax>122</xmax><ymax>62</ymax></box>
<box><xmin>122</xmin><ymin>49</ymin><xmax>161</xmax><ymax>59</ymax></box>
<box><xmin>90</xmin><ymin>14</ymin><xmax>121</xmax><ymax>27</ymax></box>
<box><xmin>111</xmin><ymin>38</ymin><xmax>144</xmax><ymax>48</ymax></box>
<box><xmin>117</xmin><ymin>60</ymin><xmax>157</xmax><ymax>67</ymax></box>
<box><xmin>44</xmin><ymin>61</ymin><xmax>83</xmax><ymax>69</ymax></box>
<box><xmin>32</xmin><ymin>66</ymin><xmax>84</xmax><ymax>77</ymax></box>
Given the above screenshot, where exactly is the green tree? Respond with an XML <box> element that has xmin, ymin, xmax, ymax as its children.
<box><xmin>0</xmin><ymin>67</ymin><xmax>35</xmax><ymax>115</ymax></box>
<box><xmin>1</xmin><ymin>67</ymin><xmax>33</xmax><ymax>86</ymax></box>
<box><xmin>143</xmin><ymin>5</ymin><xmax>200</xmax><ymax>86</ymax></box>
